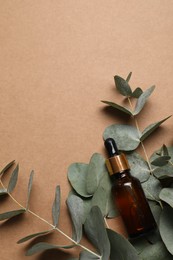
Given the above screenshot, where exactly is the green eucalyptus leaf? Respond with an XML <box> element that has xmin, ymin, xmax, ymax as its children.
<box><xmin>107</xmin><ymin>229</ymin><xmax>139</xmax><ymax>260</ymax></box>
<box><xmin>103</xmin><ymin>124</ymin><xmax>141</xmax><ymax>151</ymax></box>
<box><xmin>141</xmin><ymin>116</ymin><xmax>172</xmax><ymax>141</ymax></box>
<box><xmin>79</xmin><ymin>251</ymin><xmax>99</xmax><ymax>259</ymax></box>
<box><xmin>68</xmin><ymin>190</ymin><xmax>92</xmax><ymax>223</ymax></box>
<box><xmin>133</xmin><ymin>85</ymin><xmax>155</xmax><ymax>116</ymax></box>
<box><xmin>131</xmin><ymin>88</ymin><xmax>143</xmax><ymax>98</ymax></box>
<box><xmin>82</xmin><ymin>198</ymin><xmax>92</xmax><ymax>223</ymax></box>
<box><xmin>17</xmin><ymin>230</ymin><xmax>52</xmax><ymax>244</ymax></box>
<box><xmin>0</xmin><ymin>188</ymin><xmax>7</xmax><ymax>196</ymax></box>
<box><xmin>89</xmin><ymin>153</ymin><xmax>107</xmax><ymax>182</ymax></box>
<box><xmin>0</xmin><ymin>160</ymin><xmax>15</xmax><ymax>176</ymax></box>
<box><xmin>26</xmin><ymin>170</ymin><xmax>34</xmax><ymax>211</ymax></box>
<box><xmin>153</xmin><ymin>164</ymin><xmax>173</xmax><ymax>179</ymax></box>
<box><xmin>0</xmin><ymin>209</ymin><xmax>26</xmax><ymax>221</ymax></box>
<box><xmin>151</xmin><ymin>156</ymin><xmax>171</xmax><ymax>167</ymax></box>
<box><xmin>159</xmin><ymin>206</ymin><xmax>173</xmax><ymax>255</ymax></box>
<box><xmin>145</xmin><ymin>202</ymin><xmax>162</xmax><ymax>244</ymax></box>
<box><xmin>130</xmin><ymin>237</ymin><xmax>150</xmax><ymax>254</ymax></box>
<box><xmin>161</xmin><ymin>144</ymin><xmax>169</xmax><ymax>156</ymax></box>
<box><xmin>106</xmin><ymin>190</ymin><xmax>119</xmax><ymax>218</ymax></box>
<box><xmin>159</xmin><ymin>188</ymin><xmax>173</xmax><ymax>207</ymax></box>
<box><xmin>7</xmin><ymin>164</ymin><xmax>19</xmax><ymax>193</ymax></box>
<box><xmin>86</xmin><ymin>162</ymin><xmax>98</xmax><ymax>195</ymax></box>
<box><xmin>67</xmin><ymin>258</ymin><xmax>79</xmax><ymax>260</ymax></box>
<box><xmin>142</xmin><ymin>175</ymin><xmax>162</xmax><ymax>201</ymax></box>
<box><xmin>52</xmin><ymin>185</ymin><xmax>61</xmax><ymax>227</ymax></box>
<box><xmin>91</xmin><ymin>186</ymin><xmax>108</xmax><ymax>216</ymax></box>
<box><xmin>126</xmin><ymin>152</ymin><xmax>150</xmax><ymax>182</ymax></box>
<box><xmin>140</xmin><ymin>241</ymin><xmax>173</xmax><ymax>260</ymax></box>
<box><xmin>149</xmin><ymin>201</ymin><xmax>162</xmax><ymax>225</ymax></box>
<box><xmin>66</xmin><ymin>195</ymin><xmax>83</xmax><ymax>243</ymax></box>
<box><xmin>68</xmin><ymin>163</ymin><xmax>92</xmax><ymax>198</ymax></box>
<box><xmin>98</xmin><ymin>170</ymin><xmax>119</xmax><ymax>218</ymax></box>
<box><xmin>126</xmin><ymin>72</ymin><xmax>132</xmax><ymax>82</ymax></box>
<box><xmin>101</xmin><ymin>101</ymin><xmax>132</xmax><ymax>115</ymax></box>
<box><xmin>26</xmin><ymin>242</ymin><xmax>75</xmax><ymax>256</ymax></box>
<box><xmin>114</xmin><ymin>75</ymin><xmax>132</xmax><ymax>96</ymax></box>
<box><xmin>84</xmin><ymin>206</ymin><xmax>110</xmax><ymax>260</ymax></box>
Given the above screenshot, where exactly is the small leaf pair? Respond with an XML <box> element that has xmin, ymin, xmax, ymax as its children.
<box><xmin>102</xmin><ymin>73</ymin><xmax>155</xmax><ymax>116</ymax></box>
<box><xmin>151</xmin><ymin>145</ymin><xmax>171</xmax><ymax>167</ymax></box>
<box><xmin>115</xmin><ymin>73</ymin><xmax>143</xmax><ymax>99</ymax></box>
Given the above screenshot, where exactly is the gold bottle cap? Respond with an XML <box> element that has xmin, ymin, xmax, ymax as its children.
<box><xmin>106</xmin><ymin>153</ymin><xmax>130</xmax><ymax>176</ymax></box>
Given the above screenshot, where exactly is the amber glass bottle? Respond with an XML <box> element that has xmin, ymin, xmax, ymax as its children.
<box><xmin>104</xmin><ymin>138</ymin><xmax>156</xmax><ymax>238</ymax></box>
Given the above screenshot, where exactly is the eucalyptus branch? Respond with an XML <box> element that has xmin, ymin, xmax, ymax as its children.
<box><xmin>1</xmin><ymin>72</ymin><xmax>173</xmax><ymax>260</ymax></box>
<box><xmin>0</xmin><ymin>178</ymin><xmax>100</xmax><ymax>259</ymax></box>
<box><xmin>127</xmin><ymin>97</ymin><xmax>152</xmax><ymax>173</ymax></box>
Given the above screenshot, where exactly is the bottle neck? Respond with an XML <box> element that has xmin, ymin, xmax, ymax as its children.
<box><xmin>110</xmin><ymin>169</ymin><xmax>131</xmax><ymax>181</ymax></box>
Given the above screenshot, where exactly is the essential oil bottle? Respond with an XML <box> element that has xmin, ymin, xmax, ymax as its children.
<box><xmin>104</xmin><ymin>138</ymin><xmax>156</xmax><ymax>238</ymax></box>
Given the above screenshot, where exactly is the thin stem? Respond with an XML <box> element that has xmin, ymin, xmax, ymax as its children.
<box><xmin>0</xmin><ymin>179</ymin><xmax>100</xmax><ymax>259</ymax></box>
<box><xmin>127</xmin><ymin>97</ymin><xmax>152</xmax><ymax>173</ymax></box>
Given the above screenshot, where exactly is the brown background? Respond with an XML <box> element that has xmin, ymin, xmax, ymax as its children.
<box><xmin>0</xmin><ymin>1</ymin><xmax>173</xmax><ymax>259</ymax></box>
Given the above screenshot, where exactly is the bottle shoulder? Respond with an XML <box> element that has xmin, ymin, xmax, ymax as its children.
<box><xmin>111</xmin><ymin>170</ymin><xmax>140</xmax><ymax>187</ymax></box>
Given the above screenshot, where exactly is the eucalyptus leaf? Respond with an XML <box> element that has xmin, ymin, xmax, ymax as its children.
<box><xmin>0</xmin><ymin>188</ymin><xmax>7</xmax><ymax>196</ymax></box>
<box><xmin>52</xmin><ymin>185</ymin><xmax>61</xmax><ymax>227</ymax></box>
<box><xmin>0</xmin><ymin>209</ymin><xmax>26</xmax><ymax>221</ymax></box>
<box><xmin>161</xmin><ymin>144</ymin><xmax>169</xmax><ymax>156</ymax></box>
<box><xmin>106</xmin><ymin>191</ymin><xmax>119</xmax><ymax>219</ymax></box>
<box><xmin>159</xmin><ymin>188</ymin><xmax>173</xmax><ymax>207</ymax></box>
<box><xmin>0</xmin><ymin>160</ymin><xmax>15</xmax><ymax>176</ymax></box>
<box><xmin>149</xmin><ymin>202</ymin><xmax>162</xmax><ymax>225</ymax></box>
<box><xmin>150</xmin><ymin>146</ymin><xmax>173</xmax><ymax>164</ymax></box>
<box><xmin>79</xmin><ymin>251</ymin><xmax>99</xmax><ymax>259</ymax></box>
<box><xmin>103</xmin><ymin>124</ymin><xmax>141</xmax><ymax>151</ymax></box>
<box><xmin>159</xmin><ymin>206</ymin><xmax>173</xmax><ymax>255</ymax></box>
<box><xmin>130</xmin><ymin>237</ymin><xmax>150</xmax><ymax>254</ymax></box>
<box><xmin>68</xmin><ymin>163</ymin><xmax>92</xmax><ymax>198</ymax></box>
<box><xmin>91</xmin><ymin>186</ymin><xmax>108</xmax><ymax>216</ymax></box>
<box><xmin>67</xmin><ymin>190</ymin><xmax>91</xmax><ymax>223</ymax></box>
<box><xmin>67</xmin><ymin>257</ymin><xmax>79</xmax><ymax>260</ymax></box>
<box><xmin>26</xmin><ymin>170</ymin><xmax>34</xmax><ymax>211</ymax></box>
<box><xmin>66</xmin><ymin>195</ymin><xmax>83</xmax><ymax>243</ymax></box>
<box><xmin>146</xmin><ymin>202</ymin><xmax>162</xmax><ymax>244</ymax></box>
<box><xmin>153</xmin><ymin>164</ymin><xmax>173</xmax><ymax>179</ymax></box>
<box><xmin>140</xmin><ymin>241</ymin><xmax>173</xmax><ymax>260</ymax></box>
<box><xmin>151</xmin><ymin>156</ymin><xmax>171</xmax><ymax>167</ymax></box>
<box><xmin>98</xmin><ymin>170</ymin><xmax>119</xmax><ymax>218</ymax></box>
<box><xmin>101</xmin><ymin>100</ymin><xmax>132</xmax><ymax>115</ymax></box>
<box><xmin>26</xmin><ymin>242</ymin><xmax>75</xmax><ymax>256</ymax></box>
<box><xmin>17</xmin><ymin>230</ymin><xmax>52</xmax><ymax>244</ymax></box>
<box><xmin>141</xmin><ymin>116</ymin><xmax>172</xmax><ymax>141</ymax></box>
<box><xmin>7</xmin><ymin>164</ymin><xmax>19</xmax><ymax>193</ymax></box>
<box><xmin>126</xmin><ymin>72</ymin><xmax>132</xmax><ymax>82</ymax></box>
<box><xmin>107</xmin><ymin>229</ymin><xmax>139</xmax><ymax>260</ymax></box>
<box><xmin>133</xmin><ymin>85</ymin><xmax>155</xmax><ymax>116</ymax></box>
<box><xmin>114</xmin><ymin>75</ymin><xmax>132</xmax><ymax>96</ymax></box>
<box><xmin>89</xmin><ymin>153</ymin><xmax>107</xmax><ymax>183</ymax></box>
<box><xmin>126</xmin><ymin>152</ymin><xmax>150</xmax><ymax>182</ymax></box>
<box><xmin>142</xmin><ymin>175</ymin><xmax>162</xmax><ymax>201</ymax></box>
<box><xmin>84</xmin><ymin>206</ymin><xmax>110</xmax><ymax>260</ymax></box>
<box><xmin>86</xmin><ymin>162</ymin><xmax>98</xmax><ymax>195</ymax></box>
<box><xmin>131</xmin><ymin>88</ymin><xmax>143</xmax><ymax>98</ymax></box>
